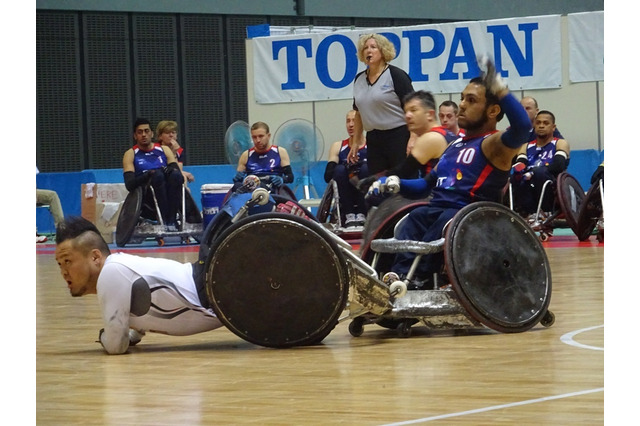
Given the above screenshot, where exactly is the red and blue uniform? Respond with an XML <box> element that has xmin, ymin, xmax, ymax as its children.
<box><xmin>338</xmin><ymin>138</ymin><xmax>367</xmax><ymax>165</ymax></box>
<box><xmin>430</xmin><ymin>132</ymin><xmax>510</xmax><ymax>209</ymax></box>
<box><xmin>523</xmin><ymin>138</ymin><xmax>560</xmax><ymax>170</ymax></box>
<box><xmin>391</xmin><ymin>132</ymin><xmax>510</xmax><ymax>279</ymax></box>
<box><xmin>133</xmin><ymin>145</ymin><xmax>168</xmax><ymax>175</ymax></box>
<box><xmin>246</xmin><ymin>145</ymin><xmax>285</xmax><ymax>177</ymax></box>
<box><xmin>512</xmin><ymin>138</ymin><xmax>565</xmax><ymax>215</ymax></box>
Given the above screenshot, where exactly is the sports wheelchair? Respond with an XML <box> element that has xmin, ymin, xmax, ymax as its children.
<box><xmin>200</xmin><ymin>191</ymin><xmax>554</xmax><ymax>348</ymax></box>
<box><xmin>316</xmin><ymin>179</ymin><xmax>366</xmax><ymax>239</ymax></box>
<box><xmin>509</xmin><ymin>171</ymin><xmax>589</xmax><ymax>242</ymax></box>
<box><xmin>576</xmin><ymin>177</ymin><xmax>604</xmax><ymax>242</ymax></box>
<box><xmin>115</xmin><ymin>183</ymin><xmax>203</xmax><ymax>247</ymax></box>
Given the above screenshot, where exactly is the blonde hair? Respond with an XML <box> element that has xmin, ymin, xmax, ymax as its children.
<box><xmin>156</xmin><ymin>120</ymin><xmax>178</xmax><ymax>136</ymax></box>
<box><xmin>357</xmin><ymin>33</ymin><xmax>396</xmax><ymax>64</ymax></box>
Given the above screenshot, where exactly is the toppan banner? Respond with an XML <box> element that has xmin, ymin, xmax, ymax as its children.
<box><xmin>252</xmin><ymin>15</ymin><xmax>563</xmax><ymax>104</ymax></box>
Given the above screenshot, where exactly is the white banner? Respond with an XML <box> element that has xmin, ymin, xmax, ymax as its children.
<box><xmin>252</xmin><ymin>15</ymin><xmax>563</xmax><ymax>104</ymax></box>
<box><xmin>569</xmin><ymin>11</ymin><xmax>604</xmax><ymax>83</ymax></box>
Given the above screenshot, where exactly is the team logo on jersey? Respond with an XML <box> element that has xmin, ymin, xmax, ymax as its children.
<box><xmin>456</xmin><ymin>169</ymin><xmax>463</xmax><ymax>180</ymax></box>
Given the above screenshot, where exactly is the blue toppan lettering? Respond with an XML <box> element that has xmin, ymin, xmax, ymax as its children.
<box><xmin>439</xmin><ymin>27</ymin><xmax>480</xmax><ymax>80</ymax></box>
<box><xmin>272</xmin><ymin>38</ymin><xmax>313</xmax><ymax>90</ymax></box>
<box><xmin>486</xmin><ymin>23</ymin><xmax>538</xmax><ymax>77</ymax></box>
<box><xmin>403</xmin><ymin>29</ymin><xmax>446</xmax><ymax>82</ymax></box>
<box><xmin>315</xmin><ymin>34</ymin><xmax>358</xmax><ymax>89</ymax></box>
<box><xmin>272</xmin><ymin>22</ymin><xmax>538</xmax><ymax>91</ymax></box>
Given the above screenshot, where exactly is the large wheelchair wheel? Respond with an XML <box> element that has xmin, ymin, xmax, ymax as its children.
<box><xmin>316</xmin><ymin>180</ymin><xmax>340</xmax><ymax>225</ymax></box>
<box><xmin>556</xmin><ymin>172</ymin><xmax>586</xmax><ymax>237</ymax></box>
<box><xmin>444</xmin><ymin>202</ymin><xmax>552</xmax><ymax>333</ymax></box>
<box><xmin>576</xmin><ymin>180</ymin><xmax>602</xmax><ymax>241</ymax></box>
<box><xmin>360</xmin><ymin>195</ymin><xmax>429</xmax><ymax>269</ymax></box>
<box><xmin>115</xmin><ymin>186</ymin><xmax>143</xmax><ymax>247</ymax></box>
<box><xmin>205</xmin><ymin>212</ymin><xmax>349</xmax><ymax>348</ymax></box>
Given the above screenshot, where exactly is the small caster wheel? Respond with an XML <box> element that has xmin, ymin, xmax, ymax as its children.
<box><xmin>396</xmin><ymin>320</ymin><xmax>413</xmax><ymax>338</ymax></box>
<box><xmin>156</xmin><ymin>237</ymin><xmax>165</xmax><ymax>247</ymax></box>
<box><xmin>349</xmin><ymin>317</ymin><xmax>365</xmax><ymax>337</ymax></box>
<box><xmin>382</xmin><ymin>272</ymin><xmax>399</xmax><ymax>284</ymax></box>
<box><xmin>539</xmin><ymin>232</ymin><xmax>549</xmax><ymax>242</ymax></box>
<box><xmin>540</xmin><ymin>310</ymin><xmax>555</xmax><ymax>327</ymax></box>
<box><xmin>389</xmin><ymin>281</ymin><xmax>407</xmax><ymax>298</ymax></box>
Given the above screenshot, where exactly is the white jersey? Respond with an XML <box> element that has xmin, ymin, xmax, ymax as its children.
<box><xmin>97</xmin><ymin>253</ymin><xmax>223</xmax><ymax>354</ymax></box>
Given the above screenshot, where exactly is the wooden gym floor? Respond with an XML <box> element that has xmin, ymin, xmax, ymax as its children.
<box><xmin>35</xmin><ymin>234</ymin><xmax>604</xmax><ymax>425</ymax></box>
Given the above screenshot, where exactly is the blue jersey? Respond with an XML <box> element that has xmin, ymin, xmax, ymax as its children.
<box><xmin>431</xmin><ymin>132</ymin><xmax>510</xmax><ymax>209</ymax></box>
<box><xmin>337</xmin><ymin>139</ymin><xmax>367</xmax><ymax>166</ymax></box>
<box><xmin>524</xmin><ymin>138</ymin><xmax>560</xmax><ymax>170</ymax></box>
<box><xmin>246</xmin><ymin>145</ymin><xmax>284</xmax><ymax>177</ymax></box>
<box><xmin>133</xmin><ymin>145</ymin><xmax>168</xmax><ymax>176</ymax></box>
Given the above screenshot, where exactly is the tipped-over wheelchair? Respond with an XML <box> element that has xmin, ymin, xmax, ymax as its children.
<box><xmin>510</xmin><ymin>171</ymin><xmax>589</xmax><ymax>242</ymax></box>
<box><xmin>115</xmin><ymin>183</ymin><xmax>203</xmax><ymax>247</ymax></box>
<box><xmin>200</xmin><ymin>189</ymin><xmax>554</xmax><ymax>348</ymax></box>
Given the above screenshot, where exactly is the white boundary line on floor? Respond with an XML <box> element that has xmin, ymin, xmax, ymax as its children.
<box><xmin>560</xmin><ymin>324</ymin><xmax>604</xmax><ymax>351</ymax></box>
<box><xmin>381</xmin><ymin>387</ymin><xmax>605</xmax><ymax>425</ymax></box>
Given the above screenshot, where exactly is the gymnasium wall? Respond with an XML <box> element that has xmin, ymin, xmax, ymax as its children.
<box><xmin>247</xmin><ymin>14</ymin><xmax>604</xmax><ymax>157</ymax></box>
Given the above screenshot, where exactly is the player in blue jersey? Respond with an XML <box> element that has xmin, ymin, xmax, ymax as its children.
<box><xmin>510</xmin><ymin>110</ymin><xmax>570</xmax><ymax>217</ymax></box>
<box><xmin>520</xmin><ymin>97</ymin><xmax>563</xmax><ymax>141</ymax></box>
<box><xmin>233</xmin><ymin>121</ymin><xmax>294</xmax><ymax>191</ymax></box>
<box><xmin>122</xmin><ymin>118</ymin><xmax>184</xmax><ymax>229</ymax></box>
<box><xmin>368</xmin><ymin>58</ymin><xmax>532</xmax><ymax>288</ymax></box>
<box><xmin>55</xmin><ymin>216</ymin><xmax>224</xmax><ymax>354</ymax></box>
<box><xmin>324</xmin><ymin>110</ymin><xmax>368</xmax><ymax>227</ymax></box>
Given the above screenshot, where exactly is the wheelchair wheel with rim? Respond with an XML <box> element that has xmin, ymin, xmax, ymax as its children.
<box><xmin>444</xmin><ymin>202</ymin><xmax>552</xmax><ymax>333</ymax></box>
<box><xmin>205</xmin><ymin>212</ymin><xmax>349</xmax><ymax>348</ymax></box>
<box><xmin>575</xmin><ymin>180</ymin><xmax>602</xmax><ymax>241</ymax></box>
<box><xmin>556</xmin><ymin>172</ymin><xmax>586</xmax><ymax>237</ymax></box>
<box><xmin>115</xmin><ymin>187</ymin><xmax>143</xmax><ymax>247</ymax></box>
<box><xmin>316</xmin><ymin>180</ymin><xmax>339</xmax><ymax>225</ymax></box>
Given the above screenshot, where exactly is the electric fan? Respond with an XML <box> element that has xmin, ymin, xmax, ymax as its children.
<box><xmin>273</xmin><ymin>119</ymin><xmax>324</xmax><ymax>199</ymax></box>
<box><xmin>224</xmin><ymin>120</ymin><xmax>252</xmax><ymax>166</ymax></box>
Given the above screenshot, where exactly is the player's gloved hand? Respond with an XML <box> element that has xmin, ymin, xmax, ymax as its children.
<box><xmin>478</xmin><ymin>55</ymin><xmax>508</xmax><ymax>96</ymax></box>
<box><xmin>523</xmin><ymin>172</ymin><xmax>533</xmax><ymax>181</ymax></box>
<box><xmin>233</xmin><ymin>171</ymin><xmax>247</xmax><ymax>183</ymax></box>
<box><xmin>384</xmin><ymin>175</ymin><xmax>400</xmax><ymax>194</ymax></box>
<box><xmin>268</xmin><ymin>175</ymin><xmax>284</xmax><ymax>188</ymax></box>
<box><xmin>367</xmin><ymin>176</ymin><xmax>400</xmax><ymax>198</ymax></box>
<box><xmin>511</xmin><ymin>162</ymin><xmax>526</xmax><ymax>174</ymax></box>
<box><xmin>276</xmin><ymin>200</ymin><xmax>310</xmax><ymax>220</ymax></box>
